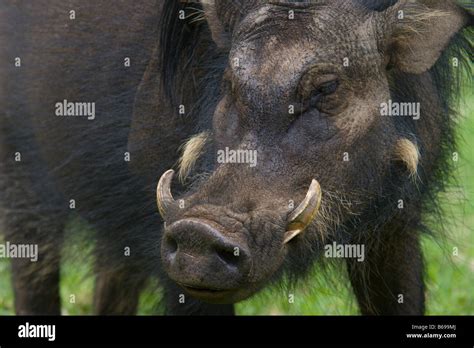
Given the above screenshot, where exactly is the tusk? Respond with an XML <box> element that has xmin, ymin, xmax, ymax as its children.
<box><xmin>156</xmin><ymin>169</ymin><xmax>177</xmax><ymax>219</ymax></box>
<box><xmin>283</xmin><ymin>179</ymin><xmax>322</xmax><ymax>244</ymax></box>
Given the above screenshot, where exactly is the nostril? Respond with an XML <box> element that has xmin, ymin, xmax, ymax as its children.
<box><xmin>215</xmin><ymin>246</ymin><xmax>240</xmax><ymax>268</ymax></box>
<box><xmin>164</xmin><ymin>235</ymin><xmax>178</xmax><ymax>254</ymax></box>
<box><xmin>163</xmin><ymin>219</ymin><xmax>251</xmax><ymax>279</ymax></box>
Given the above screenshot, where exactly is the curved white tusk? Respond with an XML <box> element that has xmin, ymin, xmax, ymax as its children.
<box><xmin>283</xmin><ymin>179</ymin><xmax>322</xmax><ymax>244</ymax></box>
<box><xmin>156</xmin><ymin>169</ymin><xmax>176</xmax><ymax>219</ymax></box>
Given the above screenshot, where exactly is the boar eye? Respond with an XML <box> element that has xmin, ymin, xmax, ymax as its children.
<box><xmin>309</xmin><ymin>79</ymin><xmax>339</xmax><ymax>109</ymax></box>
<box><xmin>318</xmin><ymin>80</ymin><xmax>339</xmax><ymax>95</ymax></box>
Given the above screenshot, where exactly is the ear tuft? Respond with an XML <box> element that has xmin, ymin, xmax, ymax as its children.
<box><xmin>394</xmin><ymin>138</ymin><xmax>420</xmax><ymax>179</ymax></box>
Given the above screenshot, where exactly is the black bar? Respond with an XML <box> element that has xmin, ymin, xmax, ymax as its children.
<box><xmin>0</xmin><ymin>316</ymin><xmax>472</xmax><ymax>346</ymax></box>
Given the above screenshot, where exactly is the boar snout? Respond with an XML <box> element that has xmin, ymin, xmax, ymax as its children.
<box><xmin>161</xmin><ymin>218</ymin><xmax>251</xmax><ymax>303</ymax></box>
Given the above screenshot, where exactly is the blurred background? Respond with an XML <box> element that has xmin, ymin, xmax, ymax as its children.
<box><xmin>0</xmin><ymin>68</ymin><xmax>473</xmax><ymax>317</ymax></box>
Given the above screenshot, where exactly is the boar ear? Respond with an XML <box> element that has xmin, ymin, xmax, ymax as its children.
<box><xmin>385</xmin><ymin>0</ymin><xmax>471</xmax><ymax>74</ymax></box>
<box><xmin>201</xmin><ymin>0</ymin><xmax>231</xmax><ymax>49</ymax></box>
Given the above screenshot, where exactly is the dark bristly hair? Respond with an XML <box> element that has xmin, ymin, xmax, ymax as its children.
<box><xmin>160</xmin><ymin>0</ymin><xmax>206</xmax><ymax>108</ymax></box>
<box><xmin>157</xmin><ymin>0</ymin><xmax>473</xmax><ymax>283</ymax></box>
<box><xmin>357</xmin><ymin>0</ymin><xmax>399</xmax><ymax>12</ymax></box>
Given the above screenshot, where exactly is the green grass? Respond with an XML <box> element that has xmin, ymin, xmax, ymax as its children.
<box><xmin>0</xmin><ymin>85</ymin><xmax>473</xmax><ymax>316</ymax></box>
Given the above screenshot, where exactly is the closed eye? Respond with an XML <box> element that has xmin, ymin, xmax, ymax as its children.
<box><xmin>318</xmin><ymin>80</ymin><xmax>339</xmax><ymax>95</ymax></box>
<box><xmin>308</xmin><ymin>80</ymin><xmax>339</xmax><ymax>109</ymax></box>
